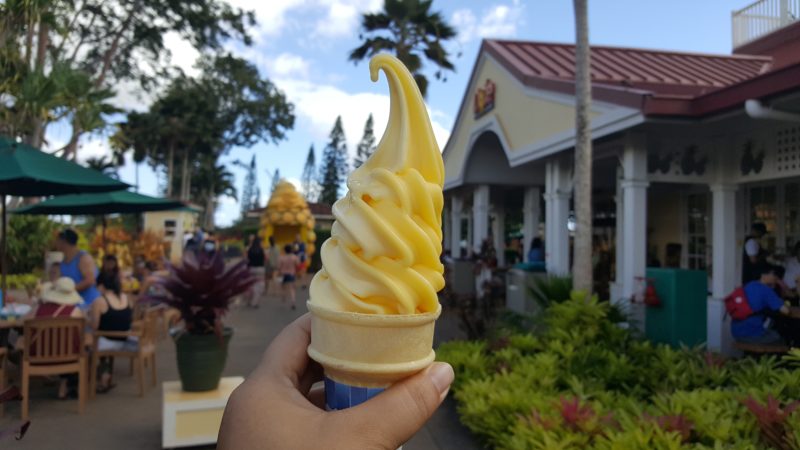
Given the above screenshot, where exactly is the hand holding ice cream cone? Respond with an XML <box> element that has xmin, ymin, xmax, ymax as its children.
<box><xmin>307</xmin><ymin>53</ymin><xmax>446</xmax><ymax>408</ymax></box>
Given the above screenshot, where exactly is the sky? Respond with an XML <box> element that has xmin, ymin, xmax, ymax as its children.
<box><xmin>59</xmin><ymin>0</ymin><xmax>747</xmax><ymax>227</ymax></box>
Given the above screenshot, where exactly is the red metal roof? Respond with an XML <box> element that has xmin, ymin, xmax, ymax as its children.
<box><xmin>481</xmin><ymin>39</ymin><xmax>800</xmax><ymax>117</ymax></box>
<box><xmin>486</xmin><ymin>40</ymin><xmax>771</xmax><ymax>98</ymax></box>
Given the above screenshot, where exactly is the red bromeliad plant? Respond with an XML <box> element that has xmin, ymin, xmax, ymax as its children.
<box><xmin>741</xmin><ymin>395</ymin><xmax>800</xmax><ymax>450</ymax></box>
<box><xmin>145</xmin><ymin>250</ymin><xmax>256</xmax><ymax>337</ymax></box>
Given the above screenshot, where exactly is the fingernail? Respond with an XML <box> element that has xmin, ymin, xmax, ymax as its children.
<box><xmin>428</xmin><ymin>362</ymin><xmax>454</xmax><ymax>397</ymax></box>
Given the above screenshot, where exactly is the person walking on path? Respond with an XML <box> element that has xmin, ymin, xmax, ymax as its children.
<box><xmin>278</xmin><ymin>244</ymin><xmax>300</xmax><ymax>310</ymax></box>
<box><xmin>265</xmin><ymin>236</ymin><xmax>280</xmax><ymax>298</ymax></box>
<box><xmin>56</xmin><ymin>229</ymin><xmax>101</xmax><ymax>309</ymax></box>
<box><xmin>245</xmin><ymin>235</ymin><xmax>266</xmax><ymax>308</ymax></box>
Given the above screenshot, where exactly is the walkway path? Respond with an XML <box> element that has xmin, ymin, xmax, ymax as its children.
<box><xmin>0</xmin><ymin>281</ymin><xmax>479</xmax><ymax>449</ymax></box>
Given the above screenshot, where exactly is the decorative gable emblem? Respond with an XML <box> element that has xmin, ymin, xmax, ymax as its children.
<box><xmin>474</xmin><ymin>79</ymin><xmax>496</xmax><ymax>119</ymax></box>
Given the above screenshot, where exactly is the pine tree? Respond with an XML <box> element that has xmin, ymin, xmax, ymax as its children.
<box><xmin>240</xmin><ymin>155</ymin><xmax>257</xmax><ymax>218</ymax></box>
<box><xmin>354</xmin><ymin>114</ymin><xmax>376</xmax><ymax>169</ymax></box>
<box><xmin>271</xmin><ymin>169</ymin><xmax>281</xmax><ymax>193</ymax></box>
<box><xmin>318</xmin><ymin>116</ymin><xmax>348</xmax><ymax>205</ymax></box>
<box><xmin>253</xmin><ymin>186</ymin><xmax>261</xmax><ymax>209</ymax></box>
<box><xmin>301</xmin><ymin>144</ymin><xmax>317</xmax><ymax>201</ymax></box>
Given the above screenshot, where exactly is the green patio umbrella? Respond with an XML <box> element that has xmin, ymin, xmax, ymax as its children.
<box><xmin>13</xmin><ymin>190</ymin><xmax>187</xmax><ymax>255</ymax></box>
<box><xmin>0</xmin><ymin>136</ymin><xmax>128</xmax><ymax>306</ymax></box>
<box><xmin>12</xmin><ymin>190</ymin><xmax>185</xmax><ymax>215</ymax></box>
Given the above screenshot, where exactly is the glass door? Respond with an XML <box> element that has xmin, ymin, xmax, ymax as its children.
<box><xmin>686</xmin><ymin>193</ymin><xmax>709</xmax><ymax>270</ymax></box>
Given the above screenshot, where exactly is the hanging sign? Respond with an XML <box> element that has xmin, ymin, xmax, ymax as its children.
<box><xmin>473</xmin><ymin>79</ymin><xmax>496</xmax><ymax>119</ymax></box>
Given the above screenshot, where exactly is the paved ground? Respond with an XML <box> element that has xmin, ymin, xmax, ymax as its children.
<box><xmin>0</xmin><ymin>280</ymin><xmax>480</xmax><ymax>449</ymax></box>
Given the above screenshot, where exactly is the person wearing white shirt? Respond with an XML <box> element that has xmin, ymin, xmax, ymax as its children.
<box><xmin>742</xmin><ymin>223</ymin><xmax>767</xmax><ymax>284</ymax></box>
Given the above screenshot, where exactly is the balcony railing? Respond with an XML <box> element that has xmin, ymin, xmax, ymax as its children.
<box><xmin>732</xmin><ymin>0</ymin><xmax>800</xmax><ymax>48</ymax></box>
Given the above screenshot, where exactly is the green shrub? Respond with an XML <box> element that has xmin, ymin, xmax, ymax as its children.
<box><xmin>7</xmin><ymin>215</ymin><xmax>58</xmax><ymax>274</ymax></box>
<box><xmin>439</xmin><ymin>292</ymin><xmax>800</xmax><ymax>449</ymax></box>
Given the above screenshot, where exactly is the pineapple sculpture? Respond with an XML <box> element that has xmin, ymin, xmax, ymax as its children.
<box><xmin>260</xmin><ymin>181</ymin><xmax>316</xmax><ymax>257</ymax></box>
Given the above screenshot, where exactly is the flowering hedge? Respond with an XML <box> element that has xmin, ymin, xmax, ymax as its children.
<box><xmin>437</xmin><ymin>293</ymin><xmax>800</xmax><ymax>449</ymax></box>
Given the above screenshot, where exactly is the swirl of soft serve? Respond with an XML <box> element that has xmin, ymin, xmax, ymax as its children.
<box><xmin>309</xmin><ymin>54</ymin><xmax>445</xmax><ymax>315</ymax></box>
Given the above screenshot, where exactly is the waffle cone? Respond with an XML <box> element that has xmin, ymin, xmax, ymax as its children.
<box><xmin>307</xmin><ymin>302</ymin><xmax>441</xmax><ymax>388</ymax></box>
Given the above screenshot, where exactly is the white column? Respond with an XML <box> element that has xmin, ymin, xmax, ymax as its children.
<box><xmin>709</xmin><ymin>184</ymin><xmax>738</xmax><ymax>353</ymax></box>
<box><xmin>492</xmin><ymin>207</ymin><xmax>505</xmax><ymax>266</ymax></box>
<box><xmin>450</xmin><ymin>196</ymin><xmax>463</xmax><ymax>259</ymax></box>
<box><xmin>522</xmin><ymin>186</ymin><xmax>541</xmax><ymax>256</ymax></box>
<box><xmin>611</xmin><ymin>167</ymin><xmax>625</xmax><ymax>306</ymax></box>
<box><xmin>443</xmin><ymin>204</ymin><xmax>451</xmax><ymax>253</ymax></box>
<box><xmin>620</xmin><ymin>136</ymin><xmax>649</xmax><ymax>302</ymax></box>
<box><xmin>472</xmin><ymin>185</ymin><xmax>490</xmax><ymax>254</ymax></box>
<box><xmin>545</xmin><ymin>159</ymin><xmax>571</xmax><ymax>276</ymax></box>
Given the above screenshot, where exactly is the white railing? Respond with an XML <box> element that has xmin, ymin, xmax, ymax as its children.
<box><xmin>732</xmin><ymin>0</ymin><xmax>800</xmax><ymax>48</ymax></box>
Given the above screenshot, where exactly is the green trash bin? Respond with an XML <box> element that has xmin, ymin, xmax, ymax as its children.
<box><xmin>645</xmin><ymin>268</ymin><xmax>708</xmax><ymax>348</ymax></box>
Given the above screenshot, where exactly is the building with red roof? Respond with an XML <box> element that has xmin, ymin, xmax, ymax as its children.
<box><xmin>442</xmin><ymin>1</ymin><xmax>800</xmax><ymax>354</ymax></box>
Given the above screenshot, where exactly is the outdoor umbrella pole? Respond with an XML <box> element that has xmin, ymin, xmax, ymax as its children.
<box><xmin>1</xmin><ymin>193</ymin><xmax>6</xmax><ymax>308</ymax></box>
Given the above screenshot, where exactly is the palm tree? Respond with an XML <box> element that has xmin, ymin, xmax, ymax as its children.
<box><xmin>349</xmin><ymin>0</ymin><xmax>456</xmax><ymax>98</ymax></box>
<box><xmin>572</xmin><ymin>0</ymin><xmax>593</xmax><ymax>294</ymax></box>
<box><xmin>85</xmin><ymin>154</ymin><xmax>124</xmax><ymax>178</ymax></box>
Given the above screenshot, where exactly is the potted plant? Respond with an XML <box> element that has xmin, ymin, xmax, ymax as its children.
<box><xmin>144</xmin><ymin>250</ymin><xmax>256</xmax><ymax>391</ymax></box>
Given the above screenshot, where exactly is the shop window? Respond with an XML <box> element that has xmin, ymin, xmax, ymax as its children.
<box><xmin>686</xmin><ymin>193</ymin><xmax>709</xmax><ymax>270</ymax></box>
<box><xmin>785</xmin><ymin>183</ymin><xmax>800</xmax><ymax>252</ymax></box>
<box><xmin>164</xmin><ymin>219</ymin><xmax>176</xmax><ymax>238</ymax></box>
<box><xmin>749</xmin><ymin>185</ymin><xmax>777</xmax><ymax>254</ymax></box>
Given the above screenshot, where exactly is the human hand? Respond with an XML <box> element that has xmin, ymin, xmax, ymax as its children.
<box><xmin>218</xmin><ymin>313</ymin><xmax>454</xmax><ymax>450</ymax></box>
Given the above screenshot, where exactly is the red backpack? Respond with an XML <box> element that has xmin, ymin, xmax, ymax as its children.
<box><xmin>724</xmin><ymin>287</ymin><xmax>754</xmax><ymax>321</ymax></box>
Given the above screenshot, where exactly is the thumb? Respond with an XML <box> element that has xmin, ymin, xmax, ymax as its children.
<box><xmin>340</xmin><ymin>362</ymin><xmax>454</xmax><ymax>448</ymax></box>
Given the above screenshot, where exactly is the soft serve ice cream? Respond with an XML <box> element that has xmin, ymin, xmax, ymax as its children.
<box><xmin>307</xmin><ymin>54</ymin><xmax>446</xmax><ymax>403</ymax></box>
<box><xmin>309</xmin><ymin>53</ymin><xmax>445</xmax><ymax>315</ymax></box>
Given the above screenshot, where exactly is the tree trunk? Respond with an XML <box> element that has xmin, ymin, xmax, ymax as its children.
<box><xmin>35</xmin><ymin>20</ymin><xmax>48</xmax><ymax>71</ymax></box>
<box><xmin>204</xmin><ymin>184</ymin><xmax>215</xmax><ymax>230</ymax></box>
<box><xmin>166</xmin><ymin>144</ymin><xmax>175</xmax><ymax>198</ymax></box>
<box><xmin>572</xmin><ymin>0</ymin><xmax>593</xmax><ymax>295</ymax></box>
<box><xmin>180</xmin><ymin>150</ymin><xmax>190</xmax><ymax>201</ymax></box>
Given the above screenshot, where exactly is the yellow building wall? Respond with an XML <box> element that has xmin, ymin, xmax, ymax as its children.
<box><xmin>647</xmin><ymin>191</ymin><xmax>683</xmax><ymax>267</ymax></box>
<box><xmin>444</xmin><ymin>56</ymin><xmax>600</xmax><ymax>185</ymax></box>
<box><xmin>143</xmin><ymin>210</ymin><xmax>198</xmax><ymax>263</ymax></box>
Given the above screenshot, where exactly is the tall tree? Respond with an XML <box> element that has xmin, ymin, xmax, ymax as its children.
<box><xmin>354</xmin><ymin>114</ymin><xmax>376</xmax><ymax>169</ymax></box>
<box><xmin>572</xmin><ymin>0</ymin><xmax>593</xmax><ymax>294</ymax></box>
<box><xmin>318</xmin><ymin>116</ymin><xmax>348</xmax><ymax>206</ymax></box>
<box><xmin>349</xmin><ymin>0</ymin><xmax>456</xmax><ymax>98</ymax></box>
<box><xmin>240</xmin><ymin>155</ymin><xmax>257</xmax><ymax>218</ymax></box>
<box><xmin>271</xmin><ymin>169</ymin><xmax>281</xmax><ymax>193</ymax></box>
<box><xmin>301</xmin><ymin>144</ymin><xmax>317</xmax><ymax>201</ymax></box>
<box><xmin>111</xmin><ymin>53</ymin><xmax>294</xmax><ymax>218</ymax></box>
<box><xmin>253</xmin><ymin>186</ymin><xmax>261</xmax><ymax>209</ymax></box>
<box><xmin>0</xmin><ymin>0</ymin><xmax>256</xmax><ymax>157</ymax></box>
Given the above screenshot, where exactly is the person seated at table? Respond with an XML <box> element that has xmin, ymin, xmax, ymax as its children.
<box><xmin>91</xmin><ymin>274</ymin><xmax>135</xmax><ymax>393</ymax></box>
<box><xmin>96</xmin><ymin>254</ymin><xmax>120</xmax><ymax>288</ymax></box>
<box><xmin>732</xmin><ymin>264</ymin><xmax>792</xmax><ymax>346</ymax></box>
<box><xmin>19</xmin><ymin>277</ymin><xmax>85</xmax><ymax>399</ymax></box>
<box><xmin>528</xmin><ymin>238</ymin><xmax>544</xmax><ymax>263</ymax></box>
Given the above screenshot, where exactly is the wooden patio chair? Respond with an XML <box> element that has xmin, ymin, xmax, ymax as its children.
<box><xmin>21</xmin><ymin>317</ymin><xmax>87</xmax><ymax>420</ymax></box>
<box><xmin>90</xmin><ymin>309</ymin><xmax>158</xmax><ymax>398</ymax></box>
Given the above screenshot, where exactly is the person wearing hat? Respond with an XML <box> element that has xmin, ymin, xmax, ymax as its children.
<box><xmin>21</xmin><ymin>277</ymin><xmax>85</xmax><ymax>399</ymax></box>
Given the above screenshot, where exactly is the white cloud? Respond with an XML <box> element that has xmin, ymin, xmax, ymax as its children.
<box><xmin>268</xmin><ymin>53</ymin><xmax>311</xmax><ymax>78</ymax></box>
<box><xmin>452</xmin><ymin>1</ymin><xmax>524</xmax><ymax>45</ymax></box>
<box><xmin>273</xmin><ymin>77</ymin><xmax>450</xmax><ymax>158</ymax></box>
<box><xmin>312</xmin><ymin>0</ymin><xmax>382</xmax><ymax>38</ymax></box>
<box><xmin>226</xmin><ymin>0</ymin><xmax>306</xmax><ymax>38</ymax></box>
